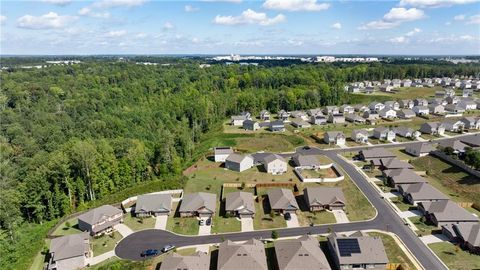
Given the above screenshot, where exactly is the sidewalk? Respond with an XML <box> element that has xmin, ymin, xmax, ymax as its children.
<box><xmin>87</xmin><ymin>251</ymin><xmax>116</xmax><ymax>266</ymax></box>
<box><xmin>114</xmin><ymin>224</ymin><xmax>134</xmax><ymax>237</ymax></box>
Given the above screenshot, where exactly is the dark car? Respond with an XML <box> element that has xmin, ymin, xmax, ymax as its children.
<box><xmin>284</xmin><ymin>212</ymin><xmax>291</xmax><ymax>220</ymax></box>
<box><xmin>141</xmin><ymin>249</ymin><xmax>159</xmax><ymax>257</ymax></box>
<box><xmin>206</xmin><ymin>218</ymin><xmax>211</xmax><ymax>226</ymax></box>
<box><xmin>161</xmin><ymin>245</ymin><xmax>175</xmax><ymax>253</ymax></box>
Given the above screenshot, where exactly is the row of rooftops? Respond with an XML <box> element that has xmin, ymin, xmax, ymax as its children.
<box><xmin>348</xmin><ymin>77</ymin><xmax>480</xmax><ymax>91</ymax></box>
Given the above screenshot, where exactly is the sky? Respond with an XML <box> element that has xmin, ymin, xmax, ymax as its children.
<box><xmin>0</xmin><ymin>0</ymin><xmax>479</xmax><ymax>55</ymax></box>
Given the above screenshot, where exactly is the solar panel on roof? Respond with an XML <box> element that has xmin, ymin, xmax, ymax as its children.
<box><xmin>337</xmin><ymin>238</ymin><xmax>361</xmax><ymax>257</ymax></box>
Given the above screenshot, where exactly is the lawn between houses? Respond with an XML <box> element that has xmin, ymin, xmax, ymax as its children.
<box><xmin>429</xmin><ymin>242</ymin><xmax>480</xmax><ymax>270</ymax></box>
<box><xmin>367</xmin><ymin>232</ymin><xmax>418</xmax><ymax>270</ymax></box>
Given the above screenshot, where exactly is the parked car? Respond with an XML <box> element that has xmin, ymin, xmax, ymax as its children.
<box><xmin>206</xmin><ymin>218</ymin><xmax>211</xmax><ymax>226</ymax></box>
<box><xmin>141</xmin><ymin>249</ymin><xmax>159</xmax><ymax>257</ymax></box>
<box><xmin>284</xmin><ymin>212</ymin><xmax>291</xmax><ymax>220</ymax></box>
<box><xmin>161</xmin><ymin>245</ymin><xmax>175</xmax><ymax>253</ymax></box>
<box><xmin>199</xmin><ymin>219</ymin><xmax>205</xmax><ymax>226</ymax></box>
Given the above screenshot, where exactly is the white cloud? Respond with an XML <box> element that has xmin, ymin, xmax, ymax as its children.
<box><xmin>466</xmin><ymin>14</ymin><xmax>480</xmax><ymax>24</ymax></box>
<box><xmin>360</xmin><ymin>8</ymin><xmax>425</xmax><ymax>29</ymax></box>
<box><xmin>406</xmin><ymin>28</ymin><xmax>421</xmax><ymax>36</ymax></box>
<box><xmin>17</xmin><ymin>12</ymin><xmax>77</xmax><ymax>29</ymax></box>
<box><xmin>93</xmin><ymin>0</ymin><xmax>147</xmax><ymax>9</ymax></box>
<box><xmin>213</xmin><ymin>9</ymin><xmax>286</xmax><ymax>26</ymax></box>
<box><xmin>163</xmin><ymin>21</ymin><xmax>174</xmax><ymax>30</ymax></box>
<box><xmin>331</xmin><ymin>22</ymin><xmax>342</xmax><ymax>29</ymax></box>
<box><xmin>399</xmin><ymin>0</ymin><xmax>479</xmax><ymax>8</ymax></box>
<box><xmin>454</xmin><ymin>14</ymin><xmax>466</xmax><ymax>20</ymax></box>
<box><xmin>0</xmin><ymin>15</ymin><xmax>6</xmax><ymax>24</ymax></box>
<box><xmin>135</xmin><ymin>33</ymin><xmax>147</xmax><ymax>38</ymax></box>
<box><xmin>78</xmin><ymin>7</ymin><xmax>110</xmax><ymax>18</ymax></box>
<box><xmin>202</xmin><ymin>0</ymin><xmax>242</xmax><ymax>3</ymax></box>
<box><xmin>185</xmin><ymin>5</ymin><xmax>199</xmax><ymax>12</ymax></box>
<box><xmin>105</xmin><ymin>30</ymin><xmax>127</xmax><ymax>37</ymax></box>
<box><xmin>389</xmin><ymin>36</ymin><xmax>408</xmax><ymax>43</ymax></box>
<box><xmin>42</xmin><ymin>0</ymin><xmax>71</xmax><ymax>6</ymax></box>
<box><xmin>263</xmin><ymin>0</ymin><xmax>330</xmax><ymax>12</ymax></box>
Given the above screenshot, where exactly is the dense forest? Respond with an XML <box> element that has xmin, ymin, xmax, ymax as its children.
<box><xmin>1</xmin><ymin>59</ymin><xmax>479</xmax><ymax>268</ymax></box>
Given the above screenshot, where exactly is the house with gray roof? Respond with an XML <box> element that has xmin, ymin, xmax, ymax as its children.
<box><xmin>392</xmin><ymin>126</ymin><xmax>416</xmax><ymax>138</ymax></box>
<box><xmin>259</xmin><ymin>110</ymin><xmax>271</xmax><ymax>121</ymax></box>
<box><xmin>345</xmin><ymin>113</ymin><xmax>366</xmax><ymax>123</ymax></box>
<box><xmin>225</xmin><ymin>191</ymin><xmax>255</xmax><ymax>218</ymax></box>
<box><xmin>324</xmin><ymin>131</ymin><xmax>346</xmax><ymax>146</ymax></box>
<box><xmin>460</xmin><ymin>134</ymin><xmax>480</xmax><ymax>147</ymax></box>
<box><xmin>307</xmin><ymin>108</ymin><xmax>323</xmax><ymax>116</ymax></box>
<box><xmin>382</xmin><ymin>169</ymin><xmax>427</xmax><ymax>188</ymax></box>
<box><xmin>231</xmin><ymin>114</ymin><xmax>250</xmax><ymax>126</ymax></box>
<box><xmin>379</xmin><ymin>108</ymin><xmax>397</xmax><ymax>119</ymax></box>
<box><xmin>419</xmin><ymin>122</ymin><xmax>445</xmax><ymax>135</ymax></box>
<box><xmin>399</xmin><ymin>99</ymin><xmax>414</xmax><ymax>109</ymax></box>
<box><xmin>384</xmin><ymin>101</ymin><xmax>400</xmax><ymax>110</ymax></box>
<box><xmin>458</xmin><ymin>100</ymin><xmax>477</xmax><ymax>111</ymax></box>
<box><xmin>243</xmin><ymin>120</ymin><xmax>260</xmax><ymax>131</ymax></box>
<box><xmin>275</xmin><ymin>235</ymin><xmax>331</xmax><ymax>270</ymax></box>
<box><xmin>373</xmin><ymin>127</ymin><xmax>395</xmax><ymax>141</ymax></box>
<box><xmin>135</xmin><ymin>193</ymin><xmax>172</xmax><ymax>217</ymax></box>
<box><xmin>310</xmin><ymin>114</ymin><xmax>327</xmax><ymax>125</ymax></box>
<box><xmin>160</xmin><ymin>251</ymin><xmax>210</xmax><ymax>270</ymax></box>
<box><xmin>269</xmin><ymin>120</ymin><xmax>285</xmax><ymax>132</ymax></box>
<box><xmin>405</xmin><ymin>143</ymin><xmax>435</xmax><ymax>157</ymax></box>
<box><xmin>398</xmin><ymin>183</ymin><xmax>449</xmax><ymax>205</ymax></box>
<box><xmin>327</xmin><ymin>114</ymin><xmax>346</xmax><ymax>124</ymax></box>
<box><xmin>327</xmin><ymin>232</ymin><xmax>388</xmax><ymax>270</ymax></box>
<box><xmin>217</xmin><ymin>239</ymin><xmax>267</xmax><ymax>270</ymax></box>
<box><xmin>323</xmin><ymin>106</ymin><xmax>340</xmax><ymax>115</ymax></box>
<box><xmin>429</xmin><ymin>104</ymin><xmax>445</xmax><ymax>115</ymax></box>
<box><xmin>277</xmin><ymin>110</ymin><xmax>289</xmax><ymax>121</ymax></box>
<box><xmin>414</xmin><ymin>98</ymin><xmax>428</xmax><ymax>107</ymax></box>
<box><xmin>397</xmin><ymin>109</ymin><xmax>415</xmax><ymax>119</ymax></box>
<box><xmin>351</xmin><ymin>129</ymin><xmax>369</xmax><ymax>143</ymax></box>
<box><xmin>413</xmin><ymin>106</ymin><xmax>429</xmax><ymax>116</ymax></box>
<box><xmin>267</xmin><ymin>188</ymin><xmax>299</xmax><ymax>214</ymax></box>
<box><xmin>445</xmin><ymin>103</ymin><xmax>465</xmax><ymax>114</ymax></box>
<box><xmin>291</xmin><ymin>118</ymin><xmax>312</xmax><ymax>128</ymax></box>
<box><xmin>418</xmin><ymin>200</ymin><xmax>479</xmax><ymax>227</ymax></box>
<box><xmin>446</xmin><ymin>223</ymin><xmax>480</xmax><ymax>254</ymax></box>
<box><xmin>48</xmin><ymin>233</ymin><xmax>90</xmax><ymax>270</ymax></box>
<box><xmin>354</xmin><ymin>104</ymin><xmax>369</xmax><ymax>112</ymax></box>
<box><xmin>214</xmin><ymin>147</ymin><xmax>234</xmax><ymax>162</ymax></box>
<box><xmin>179</xmin><ymin>192</ymin><xmax>216</xmax><ymax>218</ymax></box>
<box><xmin>77</xmin><ymin>205</ymin><xmax>123</xmax><ymax>236</ymax></box>
<box><xmin>225</xmin><ymin>153</ymin><xmax>254</xmax><ymax>172</ymax></box>
<box><xmin>359</xmin><ymin>148</ymin><xmax>395</xmax><ymax>161</ymax></box>
<box><xmin>292</xmin><ymin>154</ymin><xmax>322</xmax><ymax>169</ymax></box>
<box><xmin>260</xmin><ymin>154</ymin><xmax>287</xmax><ymax>175</ymax></box>
<box><xmin>442</xmin><ymin>120</ymin><xmax>465</xmax><ymax>132</ymax></box>
<box><xmin>340</xmin><ymin>105</ymin><xmax>355</xmax><ymax>114</ymax></box>
<box><xmin>362</xmin><ymin>110</ymin><xmax>379</xmax><ymax>120</ymax></box>
<box><xmin>379</xmin><ymin>158</ymin><xmax>413</xmax><ymax>171</ymax></box>
<box><xmin>304</xmin><ymin>187</ymin><xmax>346</xmax><ymax>211</ymax></box>
<box><xmin>460</xmin><ymin>117</ymin><xmax>480</xmax><ymax>129</ymax></box>
<box><xmin>439</xmin><ymin>140</ymin><xmax>469</xmax><ymax>154</ymax></box>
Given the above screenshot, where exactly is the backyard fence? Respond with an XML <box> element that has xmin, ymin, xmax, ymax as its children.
<box><xmin>430</xmin><ymin>150</ymin><xmax>480</xmax><ymax>178</ymax></box>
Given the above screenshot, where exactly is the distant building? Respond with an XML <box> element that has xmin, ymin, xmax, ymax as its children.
<box><xmin>214</xmin><ymin>147</ymin><xmax>234</xmax><ymax>162</ymax></box>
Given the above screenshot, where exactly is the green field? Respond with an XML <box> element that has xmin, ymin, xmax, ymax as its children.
<box><xmin>166</xmin><ymin>202</ymin><xmax>200</xmax><ymax>235</ymax></box>
<box><xmin>91</xmin><ymin>232</ymin><xmax>123</xmax><ymax>256</ymax></box>
<box><xmin>122</xmin><ymin>214</ymin><xmax>155</xmax><ymax>231</ymax></box>
<box><xmin>368</xmin><ymin>232</ymin><xmax>417</xmax><ymax>270</ymax></box>
<box><xmin>429</xmin><ymin>242</ymin><xmax>480</xmax><ymax>270</ymax></box>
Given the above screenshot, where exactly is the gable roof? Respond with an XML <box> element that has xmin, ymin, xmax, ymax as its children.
<box><xmin>217</xmin><ymin>239</ymin><xmax>267</xmax><ymax>270</ymax></box>
<box><xmin>180</xmin><ymin>192</ymin><xmax>216</xmax><ymax>213</ymax></box>
<box><xmin>380</xmin><ymin>158</ymin><xmax>414</xmax><ymax>170</ymax></box>
<box><xmin>160</xmin><ymin>252</ymin><xmax>210</xmax><ymax>270</ymax></box>
<box><xmin>260</xmin><ymin>154</ymin><xmax>286</xmax><ymax>165</ymax></box>
<box><xmin>383</xmin><ymin>169</ymin><xmax>427</xmax><ymax>185</ymax></box>
<box><xmin>77</xmin><ymin>205</ymin><xmax>122</xmax><ymax>225</ymax></box>
<box><xmin>292</xmin><ymin>154</ymin><xmax>321</xmax><ymax>167</ymax></box>
<box><xmin>439</xmin><ymin>140</ymin><xmax>469</xmax><ymax>151</ymax></box>
<box><xmin>454</xmin><ymin>223</ymin><xmax>480</xmax><ymax>247</ymax></box>
<box><xmin>460</xmin><ymin>135</ymin><xmax>480</xmax><ymax>147</ymax></box>
<box><xmin>226</xmin><ymin>153</ymin><xmax>252</xmax><ymax>164</ymax></box>
<box><xmin>215</xmin><ymin>147</ymin><xmax>234</xmax><ymax>156</ymax></box>
<box><xmin>352</xmin><ymin>129</ymin><xmax>369</xmax><ymax>137</ymax></box>
<box><xmin>267</xmin><ymin>188</ymin><xmax>299</xmax><ymax>210</ymax></box>
<box><xmin>360</xmin><ymin>148</ymin><xmax>395</xmax><ymax>159</ymax></box>
<box><xmin>225</xmin><ymin>192</ymin><xmax>255</xmax><ymax>214</ymax></box>
<box><xmin>328</xmin><ymin>233</ymin><xmax>388</xmax><ymax>265</ymax></box>
<box><xmin>419</xmin><ymin>200</ymin><xmax>479</xmax><ymax>222</ymax></box>
<box><xmin>399</xmin><ymin>183</ymin><xmax>449</xmax><ymax>201</ymax></box>
<box><xmin>50</xmin><ymin>233</ymin><xmax>89</xmax><ymax>261</ymax></box>
<box><xmin>275</xmin><ymin>235</ymin><xmax>330</xmax><ymax>270</ymax></box>
<box><xmin>135</xmin><ymin>193</ymin><xmax>172</xmax><ymax>214</ymax></box>
<box><xmin>304</xmin><ymin>187</ymin><xmax>346</xmax><ymax>206</ymax></box>
<box><xmin>406</xmin><ymin>143</ymin><xmax>436</xmax><ymax>154</ymax></box>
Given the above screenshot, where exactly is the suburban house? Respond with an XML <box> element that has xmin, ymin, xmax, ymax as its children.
<box><xmin>340</xmin><ymin>105</ymin><xmax>355</xmax><ymax>114</ymax></box>
<box><xmin>359</xmin><ymin>148</ymin><xmax>396</xmax><ymax>161</ymax></box>
<box><xmin>134</xmin><ymin>193</ymin><xmax>172</xmax><ymax>217</ymax></box>
<box><xmin>260</xmin><ymin>154</ymin><xmax>288</xmax><ymax>175</ymax></box>
<box><xmin>398</xmin><ymin>183</ymin><xmax>449</xmax><ymax>205</ymax></box>
<box><xmin>260</xmin><ymin>110</ymin><xmax>271</xmax><ymax>121</ymax></box>
<box><xmin>412</xmin><ymin>106</ymin><xmax>429</xmax><ymax>116</ymax></box>
<box><xmin>307</xmin><ymin>108</ymin><xmax>323</xmax><ymax>116</ymax></box>
<box><xmin>179</xmin><ymin>192</ymin><xmax>216</xmax><ymax>218</ymax></box>
<box><xmin>397</xmin><ymin>109</ymin><xmax>415</xmax><ymax>119</ymax></box>
<box><xmin>47</xmin><ymin>233</ymin><xmax>90</xmax><ymax>270</ymax></box>
<box><xmin>439</xmin><ymin>140</ymin><xmax>469</xmax><ymax>154</ymax></box>
<box><xmin>290</xmin><ymin>111</ymin><xmax>308</xmax><ymax>121</ymax></box>
<box><xmin>292</xmin><ymin>154</ymin><xmax>322</xmax><ymax>169</ymax></box>
<box><xmin>420</xmin><ymin>122</ymin><xmax>445</xmax><ymax>135</ymax></box>
<box><xmin>214</xmin><ymin>147</ymin><xmax>234</xmax><ymax>162</ymax></box>
<box><xmin>373</xmin><ymin>127</ymin><xmax>395</xmax><ymax>141</ymax></box>
<box><xmin>225</xmin><ymin>191</ymin><xmax>255</xmax><ymax>218</ymax></box>
<box><xmin>327</xmin><ymin>114</ymin><xmax>346</xmax><ymax>124</ymax></box>
<box><xmin>428</xmin><ymin>104</ymin><xmax>445</xmax><ymax>114</ymax></box>
<box><xmin>362</xmin><ymin>111</ymin><xmax>379</xmax><ymax>120</ymax></box>
<box><xmin>291</xmin><ymin>118</ymin><xmax>312</xmax><ymax>128</ymax></box>
<box><xmin>324</xmin><ymin>131</ymin><xmax>346</xmax><ymax>146</ymax></box>
<box><xmin>327</xmin><ymin>232</ymin><xmax>388</xmax><ymax>270</ymax></box>
<box><xmin>392</xmin><ymin>126</ymin><xmax>415</xmax><ymax>138</ymax></box>
<box><xmin>379</xmin><ymin>158</ymin><xmax>413</xmax><ymax>171</ymax></box>
<box><xmin>160</xmin><ymin>252</ymin><xmax>210</xmax><ymax>270</ymax></box>
<box><xmin>443</xmin><ymin>223</ymin><xmax>480</xmax><ymax>254</ymax></box>
<box><xmin>458</xmin><ymin>100</ymin><xmax>477</xmax><ymax>111</ymax></box>
<box><xmin>269</xmin><ymin>120</ymin><xmax>285</xmax><ymax>132</ymax></box>
<box><xmin>345</xmin><ymin>114</ymin><xmax>366</xmax><ymax>123</ymax></box>
<box><xmin>225</xmin><ymin>153</ymin><xmax>254</xmax><ymax>172</ymax></box>
<box><xmin>217</xmin><ymin>239</ymin><xmax>267</xmax><ymax>270</ymax></box>
<box><xmin>267</xmin><ymin>188</ymin><xmax>299</xmax><ymax>214</ymax></box>
<box><xmin>405</xmin><ymin>143</ymin><xmax>435</xmax><ymax>157</ymax></box>
<box><xmin>460</xmin><ymin>134</ymin><xmax>480</xmax><ymax>147</ymax></box>
<box><xmin>418</xmin><ymin>200</ymin><xmax>479</xmax><ymax>227</ymax></box>
<box><xmin>231</xmin><ymin>115</ymin><xmax>250</xmax><ymax>126</ymax></box>
<box><xmin>354</xmin><ymin>104</ymin><xmax>369</xmax><ymax>112</ymax></box>
<box><xmin>77</xmin><ymin>205</ymin><xmax>123</xmax><ymax>236</ymax></box>
<box><xmin>460</xmin><ymin>117</ymin><xmax>480</xmax><ymax>129</ymax></box>
<box><xmin>274</xmin><ymin>235</ymin><xmax>331</xmax><ymax>270</ymax></box>
<box><xmin>379</xmin><ymin>84</ymin><xmax>393</xmax><ymax>92</ymax></box>
<box><xmin>401</xmin><ymin>80</ymin><xmax>412</xmax><ymax>87</ymax></box>
<box><xmin>304</xmin><ymin>187</ymin><xmax>346</xmax><ymax>211</ymax></box>
<box><xmin>243</xmin><ymin>120</ymin><xmax>260</xmax><ymax>131</ymax></box>
<box><xmin>278</xmin><ymin>110</ymin><xmax>289</xmax><ymax>121</ymax></box>
<box><xmin>368</xmin><ymin>102</ymin><xmax>385</xmax><ymax>112</ymax></box>
<box><xmin>324</xmin><ymin>106</ymin><xmax>340</xmax><ymax>115</ymax></box>
<box><xmin>379</xmin><ymin>108</ymin><xmax>397</xmax><ymax>119</ymax></box>
<box><xmin>399</xmin><ymin>99</ymin><xmax>414</xmax><ymax>109</ymax></box>
<box><xmin>391</xmin><ymin>79</ymin><xmax>401</xmax><ymax>88</ymax></box>
<box><xmin>382</xmin><ymin>169</ymin><xmax>427</xmax><ymax>188</ymax></box>
<box><xmin>310</xmin><ymin>115</ymin><xmax>327</xmax><ymax>125</ymax></box>
<box><xmin>351</xmin><ymin>129</ymin><xmax>369</xmax><ymax>143</ymax></box>
<box><xmin>442</xmin><ymin>120</ymin><xmax>465</xmax><ymax>132</ymax></box>
<box><xmin>414</xmin><ymin>98</ymin><xmax>428</xmax><ymax>107</ymax></box>
<box><xmin>384</xmin><ymin>101</ymin><xmax>400</xmax><ymax>110</ymax></box>
<box><xmin>445</xmin><ymin>104</ymin><xmax>465</xmax><ymax>114</ymax></box>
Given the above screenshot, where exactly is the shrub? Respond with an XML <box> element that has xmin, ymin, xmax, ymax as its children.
<box><xmin>271</xmin><ymin>230</ymin><xmax>279</xmax><ymax>239</ymax></box>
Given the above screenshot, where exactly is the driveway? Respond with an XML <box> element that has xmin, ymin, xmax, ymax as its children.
<box><xmin>87</xmin><ymin>250</ymin><xmax>116</xmax><ymax>266</ymax></box>
<box><xmin>420</xmin><ymin>234</ymin><xmax>449</xmax><ymax>244</ymax></box>
<box><xmin>240</xmin><ymin>217</ymin><xmax>254</xmax><ymax>232</ymax></box>
<box><xmin>155</xmin><ymin>215</ymin><xmax>168</xmax><ymax>230</ymax></box>
<box><xmin>285</xmin><ymin>213</ymin><xmax>299</xmax><ymax>228</ymax></box>
<box><xmin>332</xmin><ymin>210</ymin><xmax>350</xmax><ymax>223</ymax></box>
<box><xmin>383</xmin><ymin>191</ymin><xmax>400</xmax><ymax>199</ymax></box>
<box><xmin>399</xmin><ymin>210</ymin><xmax>422</xmax><ymax>218</ymax></box>
<box><xmin>198</xmin><ymin>217</ymin><xmax>211</xmax><ymax>236</ymax></box>
<box><xmin>114</xmin><ymin>224</ymin><xmax>134</xmax><ymax>237</ymax></box>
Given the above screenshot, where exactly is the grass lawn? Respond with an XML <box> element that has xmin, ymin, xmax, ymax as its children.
<box><xmin>166</xmin><ymin>202</ymin><xmax>199</xmax><ymax>235</ymax></box>
<box><xmin>368</xmin><ymin>232</ymin><xmax>417</xmax><ymax>270</ymax></box>
<box><xmin>410</xmin><ymin>156</ymin><xmax>480</xmax><ymax>205</ymax></box>
<box><xmin>51</xmin><ymin>218</ymin><xmax>82</xmax><ymax>236</ymax></box>
<box><xmin>29</xmin><ymin>239</ymin><xmax>50</xmax><ymax>270</ymax></box>
<box><xmin>211</xmin><ymin>205</ymin><xmax>241</xmax><ymax>234</ymax></box>
<box><xmin>391</xmin><ymin>197</ymin><xmax>415</xmax><ymax>212</ymax></box>
<box><xmin>408</xmin><ymin>216</ymin><xmax>437</xmax><ymax>236</ymax></box>
<box><xmin>296</xmin><ymin>210</ymin><xmax>336</xmax><ymax>226</ymax></box>
<box><xmin>253</xmin><ymin>199</ymin><xmax>287</xmax><ymax>230</ymax></box>
<box><xmin>122</xmin><ymin>214</ymin><xmax>155</xmax><ymax>231</ymax></box>
<box><xmin>234</xmin><ymin>133</ymin><xmax>305</xmax><ymax>153</ymax></box>
<box><xmin>429</xmin><ymin>242</ymin><xmax>480</xmax><ymax>270</ymax></box>
<box><xmin>92</xmin><ymin>232</ymin><xmax>123</xmax><ymax>256</ymax></box>
<box><xmin>390</xmin><ymin>147</ymin><xmax>416</xmax><ymax>161</ymax></box>
<box><xmin>300</xmin><ymin>167</ymin><xmax>337</xmax><ymax>179</ymax></box>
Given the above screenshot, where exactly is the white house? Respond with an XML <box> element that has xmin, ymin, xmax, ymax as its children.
<box><xmin>384</xmin><ymin>101</ymin><xmax>400</xmax><ymax>110</ymax></box>
<box><xmin>261</xmin><ymin>154</ymin><xmax>287</xmax><ymax>175</ymax></box>
<box><xmin>351</xmin><ymin>129</ymin><xmax>369</xmax><ymax>143</ymax></box>
<box><xmin>460</xmin><ymin>117</ymin><xmax>480</xmax><ymax>130</ymax></box>
<box><xmin>414</xmin><ymin>99</ymin><xmax>428</xmax><ymax>107</ymax></box>
<box><xmin>225</xmin><ymin>154</ymin><xmax>254</xmax><ymax>172</ymax></box>
<box><xmin>420</xmin><ymin>122</ymin><xmax>445</xmax><ymax>135</ymax></box>
<box><xmin>442</xmin><ymin>120</ymin><xmax>465</xmax><ymax>133</ymax></box>
<box><xmin>413</xmin><ymin>106</ymin><xmax>430</xmax><ymax>116</ymax></box>
<box><xmin>397</xmin><ymin>109</ymin><xmax>415</xmax><ymax>119</ymax></box>
<box><xmin>324</xmin><ymin>131</ymin><xmax>346</xmax><ymax>146</ymax></box>
<box><xmin>327</xmin><ymin>114</ymin><xmax>346</xmax><ymax>124</ymax></box>
<box><xmin>428</xmin><ymin>104</ymin><xmax>445</xmax><ymax>115</ymax></box>
<box><xmin>214</xmin><ymin>147</ymin><xmax>234</xmax><ymax>162</ymax></box>
<box><xmin>340</xmin><ymin>105</ymin><xmax>355</xmax><ymax>114</ymax></box>
<box><xmin>369</xmin><ymin>102</ymin><xmax>385</xmax><ymax>112</ymax></box>
<box><xmin>373</xmin><ymin>127</ymin><xmax>395</xmax><ymax>141</ymax></box>
<box><xmin>458</xmin><ymin>100</ymin><xmax>477</xmax><ymax>111</ymax></box>
<box><xmin>399</xmin><ymin>100</ymin><xmax>414</xmax><ymax>109</ymax></box>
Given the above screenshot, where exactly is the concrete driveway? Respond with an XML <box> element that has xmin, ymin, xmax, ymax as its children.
<box><xmin>198</xmin><ymin>217</ymin><xmax>211</xmax><ymax>236</ymax></box>
<box><xmin>332</xmin><ymin>210</ymin><xmax>350</xmax><ymax>223</ymax></box>
<box><xmin>399</xmin><ymin>210</ymin><xmax>422</xmax><ymax>218</ymax></box>
<box><xmin>285</xmin><ymin>213</ymin><xmax>299</xmax><ymax>228</ymax></box>
<box><xmin>155</xmin><ymin>215</ymin><xmax>168</xmax><ymax>230</ymax></box>
<box><xmin>420</xmin><ymin>234</ymin><xmax>449</xmax><ymax>244</ymax></box>
<box><xmin>114</xmin><ymin>224</ymin><xmax>134</xmax><ymax>237</ymax></box>
<box><xmin>240</xmin><ymin>217</ymin><xmax>254</xmax><ymax>232</ymax></box>
<box><xmin>87</xmin><ymin>250</ymin><xmax>116</xmax><ymax>266</ymax></box>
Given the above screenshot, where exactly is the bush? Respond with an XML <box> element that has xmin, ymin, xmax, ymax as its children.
<box><xmin>271</xmin><ymin>230</ymin><xmax>279</xmax><ymax>239</ymax></box>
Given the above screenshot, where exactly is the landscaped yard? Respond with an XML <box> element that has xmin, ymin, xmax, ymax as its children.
<box><xmin>296</xmin><ymin>210</ymin><xmax>336</xmax><ymax>226</ymax></box>
<box><xmin>166</xmin><ymin>202</ymin><xmax>199</xmax><ymax>235</ymax></box>
<box><xmin>368</xmin><ymin>232</ymin><xmax>417</xmax><ymax>270</ymax></box>
<box><xmin>408</xmin><ymin>216</ymin><xmax>437</xmax><ymax>236</ymax></box>
<box><xmin>253</xmin><ymin>199</ymin><xmax>287</xmax><ymax>230</ymax></box>
<box><xmin>51</xmin><ymin>218</ymin><xmax>82</xmax><ymax>236</ymax></box>
<box><xmin>91</xmin><ymin>232</ymin><xmax>123</xmax><ymax>256</ymax></box>
<box><xmin>122</xmin><ymin>213</ymin><xmax>155</xmax><ymax>231</ymax></box>
<box><xmin>410</xmin><ymin>156</ymin><xmax>480</xmax><ymax>205</ymax></box>
<box><xmin>429</xmin><ymin>242</ymin><xmax>480</xmax><ymax>270</ymax></box>
<box><xmin>300</xmin><ymin>167</ymin><xmax>337</xmax><ymax>179</ymax></box>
